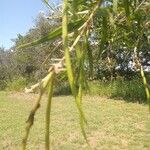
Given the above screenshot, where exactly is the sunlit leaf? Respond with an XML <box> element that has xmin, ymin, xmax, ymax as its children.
<box><xmin>17</xmin><ymin>19</ymin><xmax>84</xmax><ymax>49</ymax></box>
<box><xmin>113</xmin><ymin>0</ymin><xmax>118</xmax><ymax>12</ymax></box>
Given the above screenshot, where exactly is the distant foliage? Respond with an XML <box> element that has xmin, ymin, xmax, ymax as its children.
<box><xmin>6</xmin><ymin>77</ymin><xmax>28</xmax><ymax>92</ymax></box>
<box><xmin>89</xmin><ymin>77</ymin><xmax>149</xmax><ymax>103</ymax></box>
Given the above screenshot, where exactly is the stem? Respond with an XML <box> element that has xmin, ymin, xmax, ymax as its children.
<box><xmin>140</xmin><ymin>66</ymin><xmax>150</xmax><ymax>111</ymax></box>
<box><xmin>21</xmin><ymin>72</ymin><xmax>54</xmax><ymax>150</ymax></box>
<box><xmin>134</xmin><ymin>46</ymin><xmax>150</xmax><ymax>111</ymax></box>
<box><xmin>21</xmin><ymin>1</ymin><xmax>103</xmax><ymax>149</ymax></box>
<box><xmin>21</xmin><ymin>92</ymin><xmax>42</xmax><ymax>150</ymax></box>
<box><xmin>45</xmin><ymin>71</ymin><xmax>55</xmax><ymax>150</ymax></box>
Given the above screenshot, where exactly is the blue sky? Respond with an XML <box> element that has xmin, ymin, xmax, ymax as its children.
<box><xmin>0</xmin><ymin>0</ymin><xmax>60</xmax><ymax>49</ymax></box>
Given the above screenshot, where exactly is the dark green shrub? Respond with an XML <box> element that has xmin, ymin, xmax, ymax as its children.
<box><xmin>89</xmin><ymin>78</ymin><xmax>147</xmax><ymax>103</ymax></box>
<box><xmin>54</xmin><ymin>82</ymin><xmax>71</xmax><ymax>96</ymax></box>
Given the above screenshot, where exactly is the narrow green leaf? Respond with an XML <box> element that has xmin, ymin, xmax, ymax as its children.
<box><xmin>76</xmin><ymin>46</ymin><xmax>87</xmax><ymax>124</ymax></box>
<box><xmin>123</xmin><ymin>0</ymin><xmax>130</xmax><ymax>16</ymax></box>
<box><xmin>113</xmin><ymin>0</ymin><xmax>118</xmax><ymax>12</ymax></box>
<box><xmin>44</xmin><ymin>0</ymin><xmax>48</xmax><ymax>3</ymax></box>
<box><xmin>98</xmin><ymin>15</ymin><xmax>108</xmax><ymax>59</ymax></box>
<box><xmin>45</xmin><ymin>71</ymin><xmax>55</xmax><ymax>150</ymax></box>
<box><xmin>75</xmin><ymin>73</ymin><xmax>89</xmax><ymax>146</ymax></box>
<box><xmin>42</xmin><ymin>0</ymin><xmax>55</xmax><ymax>11</ymax></box>
<box><xmin>71</xmin><ymin>1</ymin><xmax>89</xmax><ymax>144</ymax></box>
<box><xmin>123</xmin><ymin>0</ymin><xmax>131</xmax><ymax>25</ymax></box>
<box><xmin>63</xmin><ymin>0</ymin><xmax>77</xmax><ymax>96</ymax></box>
<box><xmin>86</xmin><ymin>31</ymin><xmax>93</xmax><ymax>78</ymax></box>
<box><xmin>65</xmin><ymin>48</ymin><xmax>77</xmax><ymax>95</ymax></box>
<box><xmin>140</xmin><ymin>67</ymin><xmax>150</xmax><ymax>111</ymax></box>
<box><xmin>42</xmin><ymin>72</ymin><xmax>55</xmax><ymax>90</ymax></box>
<box><xmin>17</xmin><ymin>20</ymin><xmax>84</xmax><ymax>49</ymax></box>
<box><xmin>76</xmin><ymin>64</ymin><xmax>89</xmax><ymax>146</ymax></box>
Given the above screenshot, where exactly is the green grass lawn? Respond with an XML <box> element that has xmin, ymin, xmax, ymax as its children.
<box><xmin>0</xmin><ymin>91</ymin><xmax>150</xmax><ymax>150</ymax></box>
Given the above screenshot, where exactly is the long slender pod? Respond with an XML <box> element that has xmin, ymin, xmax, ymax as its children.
<box><xmin>45</xmin><ymin>71</ymin><xmax>55</xmax><ymax>150</ymax></box>
<box><xmin>21</xmin><ymin>72</ymin><xmax>54</xmax><ymax>150</ymax></box>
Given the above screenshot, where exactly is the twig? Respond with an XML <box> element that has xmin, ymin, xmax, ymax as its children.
<box><xmin>41</xmin><ymin>41</ymin><xmax>62</xmax><ymax>67</ymax></box>
<box><xmin>22</xmin><ymin>2</ymin><xmax>103</xmax><ymax>149</ymax></box>
<box><xmin>21</xmin><ymin>91</ymin><xmax>42</xmax><ymax>150</ymax></box>
<box><xmin>21</xmin><ymin>71</ymin><xmax>54</xmax><ymax>150</ymax></box>
<box><xmin>25</xmin><ymin>0</ymin><xmax>101</xmax><ymax>93</ymax></box>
